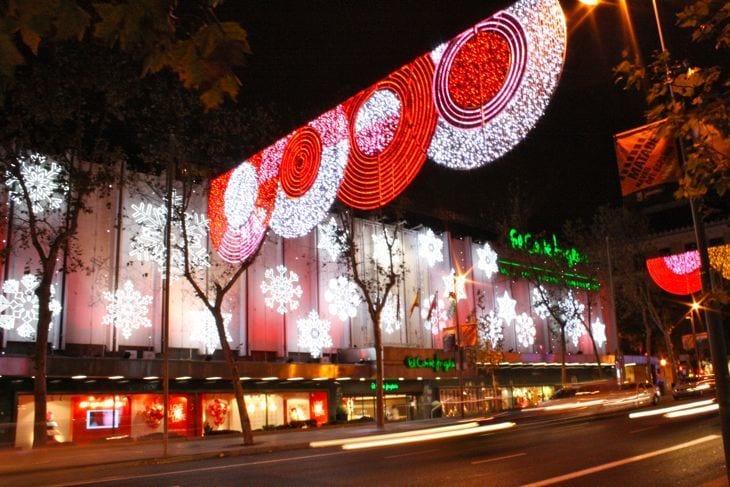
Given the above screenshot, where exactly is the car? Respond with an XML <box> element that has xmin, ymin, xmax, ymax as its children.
<box><xmin>672</xmin><ymin>376</ymin><xmax>716</xmax><ymax>400</ymax></box>
<box><xmin>537</xmin><ymin>380</ymin><xmax>659</xmax><ymax>414</ymax></box>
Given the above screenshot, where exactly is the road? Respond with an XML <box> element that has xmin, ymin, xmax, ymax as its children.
<box><xmin>7</xmin><ymin>406</ymin><xmax>726</xmax><ymax>486</ymax></box>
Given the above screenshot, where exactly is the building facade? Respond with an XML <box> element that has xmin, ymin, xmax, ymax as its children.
<box><xmin>0</xmin><ymin>173</ymin><xmax>616</xmax><ymax>448</ymax></box>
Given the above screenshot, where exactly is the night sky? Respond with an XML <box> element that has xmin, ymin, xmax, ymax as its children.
<box><xmin>218</xmin><ymin>0</ymin><xmax>693</xmax><ymax>237</ymax></box>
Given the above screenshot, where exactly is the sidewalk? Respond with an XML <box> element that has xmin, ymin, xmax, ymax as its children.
<box><xmin>0</xmin><ymin>416</ymin><xmax>466</xmax><ymax>476</ymax></box>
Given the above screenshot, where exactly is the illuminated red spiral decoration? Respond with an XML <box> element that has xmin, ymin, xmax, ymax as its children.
<box><xmin>646</xmin><ymin>251</ymin><xmax>702</xmax><ymax>295</ymax></box>
<box><xmin>279</xmin><ymin>127</ymin><xmax>322</xmax><ymax>198</ymax></box>
<box><xmin>433</xmin><ymin>13</ymin><xmax>526</xmax><ymax>130</ymax></box>
<box><xmin>337</xmin><ymin>53</ymin><xmax>437</xmax><ymax>210</ymax></box>
<box><xmin>268</xmin><ymin>105</ymin><xmax>349</xmax><ymax>238</ymax></box>
<box><xmin>208</xmin><ymin>151</ymin><xmax>279</xmax><ymax>263</ymax></box>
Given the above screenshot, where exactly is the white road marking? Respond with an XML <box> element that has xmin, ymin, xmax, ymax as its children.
<box><xmin>384</xmin><ymin>448</ymin><xmax>440</xmax><ymax>459</ymax></box>
<box><xmin>629</xmin><ymin>426</ymin><xmax>658</xmax><ymax>434</ymax></box>
<box><xmin>521</xmin><ymin>434</ymin><xmax>720</xmax><ymax>487</ymax></box>
<box><xmin>472</xmin><ymin>452</ymin><xmax>527</xmax><ymax>465</ymax></box>
<box><xmin>48</xmin><ymin>450</ymin><xmax>351</xmax><ymax>486</ymax></box>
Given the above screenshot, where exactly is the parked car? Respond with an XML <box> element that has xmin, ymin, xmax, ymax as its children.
<box><xmin>672</xmin><ymin>376</ymin><xmax>716</xmax><ymax>400</ymax></box>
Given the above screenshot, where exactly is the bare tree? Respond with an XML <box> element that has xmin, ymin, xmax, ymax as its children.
<box><xmin>334</xmin><ymin>208</ymin><xmax>404</xmax><ymax>429</ymax></box>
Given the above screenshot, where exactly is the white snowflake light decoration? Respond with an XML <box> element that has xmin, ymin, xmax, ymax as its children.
<box><xmin>297</xmin><ymin>310</ymin><xmax>333</xmax><ymax>358</ymax></box>
<box><xmin>380</xmin><ymin>295</ymin><xmax>402</xmax><ymax>335</ymax></box>
<box><xmin>531</xmin><ymin>285</ymin><xmax>552</xmax><ymax>320</ymax></box>
<box><xmin>129</xmin><ymin>194</ymin><xmax>210</xmax><ymax>278</ymax></box>
<box><xmin>317</xmin><ymin>217</ymin><xmax>346</xmax><ymax>261</ymax></box>
<box><xmin>6</xmin><ymin>154</ymin><xmax>67</xmax><ymax>214</ymax></box>
<box><xmin>478</xmin><ymin>310</ymin><xmax>503</xmax><ymax>349</ymax></box>
<box><xmin>592</xmin><ymin>317</ymin><xmax>607</xmax><ymax>348</ymax></box>
<box><xmin>101</xmin><ymin>280</ymin><xmax>153</xmax><ymax>340</ymax></box>
<box><xmin>442</xmin><ymin>269</ymin><xmax>467</xmax><ymax>301</ymax></box>
<box><xmin>325</xmin><ymin>276</ymin><xmax>361</xmax><ymax>321</ymax></box>
<box><xmin>515</xmin><ymin>312</ymin><xmax>536</xmax><ymax>348</ymax></box>
<box><xmin>190</xmin><ymin>309</ymin><xmax>233</xmax><ymax>355</ymax></box>
<box><xmin>0</xmin><ymin>274</ymin><xmax>61</xmax><ymax>339</ymax></box>
<box><xmin>372</xmin><ymin>229</ymin><xmax>402</xmax><ymax>269</ymax></box>
<box><xmin>476</xmin><ymin>242</ymin><xmax>499</xmax><ymax>279</ymax></box>
<box><xmin>496</xmin><ymin>290</ymin><xmax>517</xmax><ymax>325</ymax></box>
<box><xmin>421</xmin><ymin>297</ymin><xmax>449</xmax><ymax>335</ymax></box>
<box><xmin>418</xmin><ymin>229</ymin><xmax>444</xmax><ymax>268</ymax></box>
<box><xmin>260</xmin><ymin>265</ymin><xmax>303</xmax><ymax>314</ymax></box>
<box><xmin>559</xmin><ymin>291</ymin><xmax>585</xmax><ymax>347</ymax></box>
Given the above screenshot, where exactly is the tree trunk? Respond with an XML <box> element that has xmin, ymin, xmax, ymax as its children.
<box><xmin>216</xmin><ymin>314</ymin><xmax>253</xmax><ymax>445</ymax></box>
<box><xmin>491</xmin><ymin>367</ymin><xmax>500</xmax><ymax>412</ymax></box>
<box><xmin>32</xmin><ymin>282</ymin><xmax>53</xmax><ymax>448</ymax></box>
<box><xmin>661</xmin><ymin>328</ymin><xmax>678</xmax><ymax>388</ymax></box>
<box><xmin>374</xmin><ymin>315</ymin><xmax>385</xmax><ymax>430</ymax></box>
<box><xmin>560</xmin><ymin>325</ymin><xmax>567</xmax><ymax>385</ymax></box>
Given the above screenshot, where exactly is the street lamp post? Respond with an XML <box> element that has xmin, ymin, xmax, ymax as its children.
<box><xmin>452</xmin><ymin>273</ymin><xmax>465</xmax><ymax>418</ymax></box>
<box><xmin>581</xmin><ymin>0</ymin><xmax>730</xmax><ymax>476</ymax></box>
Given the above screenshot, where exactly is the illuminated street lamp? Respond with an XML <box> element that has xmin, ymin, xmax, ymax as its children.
<box><xmin>581</xmin><ymin>0</ymin><xmax>730</xmax><ymax>476</ymax></box>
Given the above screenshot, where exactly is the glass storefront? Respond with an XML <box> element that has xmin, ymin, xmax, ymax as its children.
<box><xmin>14</xmin><ymin>389</ymin><xmax>328</xmax><ymax>448</ymax></box>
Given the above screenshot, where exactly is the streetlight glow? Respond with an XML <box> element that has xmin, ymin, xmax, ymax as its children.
<box><xmin>579</xmin><ymin>0</ymin><xmax>600</xmax><ymax>5</ymax></box>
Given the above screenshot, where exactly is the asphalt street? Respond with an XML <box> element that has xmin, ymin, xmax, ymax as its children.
<box><xmin>6</xmin><ymin>404</ymin><xmax>726</xmax><ymax>487</ymax></box>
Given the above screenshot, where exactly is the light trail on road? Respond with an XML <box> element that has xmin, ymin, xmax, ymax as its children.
<box><xmin>521</xmin><ymin>434</ymin><xmax>720</xmax><ymax>487</ymax></box>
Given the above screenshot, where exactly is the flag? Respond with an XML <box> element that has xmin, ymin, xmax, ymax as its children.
<box><xmin>426</xmin><ymin>291</ymin><xmax>438</xmax><ymax>321</ymax></box>
<box><xmin>614</xmin><ymin>119</ymin><xmax>681</xmax><ymax>197</ymax></box>
<box><xmin>409</xmin><ymin>288</ymin><xmax>421</xmax><ymax>318</ymax></box>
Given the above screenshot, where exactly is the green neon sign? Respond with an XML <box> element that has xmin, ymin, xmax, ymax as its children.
<box><xmin>508</xmin><ymin>228</ymin><xmax>586</xmax><ymax>268</ymax></box>
<box><xmin>405</xmin><ymin>354</ymin><xmax>456</xmax><ymax>372</ymax></box>
<box><xmin>370</xmin><ymin>382</ymin><xmax>400</xmax><ymax>391</ymax></box>
<box><xmin>498</xmin><ymin>259</ymin><xmax>600</xmax><ymax>291</ymax></box>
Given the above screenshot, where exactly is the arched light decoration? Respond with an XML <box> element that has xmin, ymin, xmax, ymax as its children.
<box><xmin>338</xmin><ymin>54</ymin><xmax>437</xmax><ymax>209</ymax></box>
<box><xmin>476</xmin><ymin>242</ymin><xmax>499</xmax><ymax>278</ymax></box>
<box><xmin>646</xmin><ymin>250</ymin><xmax>702</xmax><ymax>295</ymax></box>
<box><xmin>592</xmin><ymin>317</ymin><xmax>606</xmax><ymax>348</ymax></box>
<box><xmin>190</xmin><ymin>309</ymin><xmax>233</xmax><ymax>355</ymax></box>
<box><xmin>260</xmin><ymin>265</ymin><xmax>303</xmax><ymax>314</ymax></box>
<box><xmin>418</xmin><ymin>228</ymin><xmax>444</xmax><ymax>268</ymax></box>
<box><xmin>0</xmin><ymin>274</ymin><xmax>62</xmax><ymax>339</ymax></box>
<box><xmin>101</xmin><ymin>280</ymin><xmax>153</xmax><ymax>340</ymax></box>
<box><xmin>297</xmin><ymin>310</ymin><xmax>334</xmax><ymax>358</ymax></box>
<box><xmin>208</xmin><ymin>151</ymin><xmax>279</xmax><ymax>264</ymax></box>
<box><xmin>208</xmin><ymin>0</ymin><xmax>567</xmax><ymax>258</ymax></box>
<box><xmin>709</xmin><ymin>244</ymin><xmax>730</xmax><ymax>281</ymax></box>
<box><xmin>269</xmin><ymin>106</ymin><xmax>350</xmax><ymax>238</ymax></box>
<box><xmin>325</xmin><ymin>276</ymin><xmax>361</xmax><ymax>321</ymax></box>
<box><xmin>442</xmin><ymin>269</ymin><xmax>467</xmax><ymax>301</ymax></box>
<box><xmin>428</xmin><ymin>0</ymin><xmax>566</xmax><ymax>169</ymax></box>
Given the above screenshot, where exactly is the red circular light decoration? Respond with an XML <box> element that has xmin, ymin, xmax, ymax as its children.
<box><xmin>280</xmin><ymin>127</ymin><xmax>322</xmax><ymax>198</ymax></box>
<box><xmin>208</xmin><ymin>152</ymin><xmax>279</xmax><ymax>263</ymax></box>
<box><xmin>646</xmin><ymin>255</ymin><xmax>702</xmax><ymax>295</ymax></box>
<box><xmin>432</xmin><ymin>13</ymin><xmax>527</xmax><ymax>129</ymax></box>
<box><xmin>337</xmin><ymin>54</ymin><xmax>437</xmax><ymax>210</ymax></box>
<box><xmin>448</xmin><ymin>31</ymin><xmax>511</xmax><ymax>109</ymax></box>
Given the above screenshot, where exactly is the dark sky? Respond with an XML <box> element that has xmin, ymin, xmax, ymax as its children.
<box><xmin>219</xmin><ymin>0</ymin><xmax>693</xmax><ymax>237</ymax></box>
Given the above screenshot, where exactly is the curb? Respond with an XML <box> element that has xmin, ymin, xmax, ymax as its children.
<box><xmin>2</xmin><ymin>439</ymin><xmax>315</xmax><ymax>477</ymax></box>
